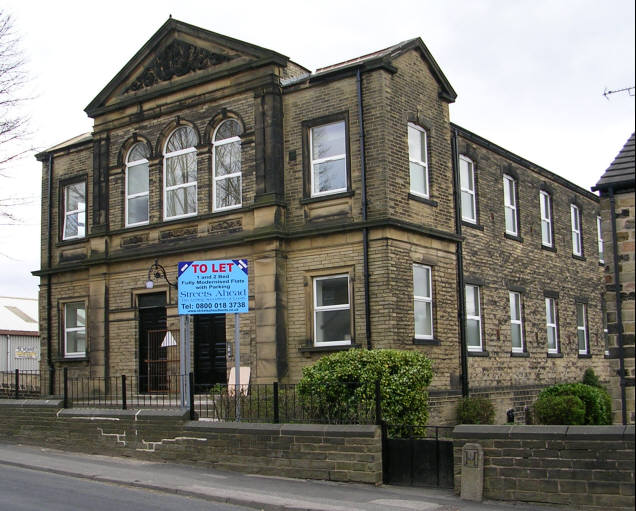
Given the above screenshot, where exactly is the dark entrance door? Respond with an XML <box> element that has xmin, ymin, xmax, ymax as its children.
<box><xmin>193</xmin><ymin>314</ymin><xmax>227</xmax><ymax>386</ymax></box>
<box><xmin>138</xmin><ymin>293</ymin><xmax>166</xmax><ymax>393</ymax></box>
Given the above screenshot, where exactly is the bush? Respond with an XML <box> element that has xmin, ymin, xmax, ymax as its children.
<box><xmin>537</xmin><ymin>383</ymin><xmax>611</xmax><ymax>425</ymax></box>
<box><xmin>534</xmin><ymin>394</ymin><xmax>586</xmax><ymax>425</ymax></box>
<box><xmin>582</xmin><ymin>368</ymin><xmax>601</xmax><ymax>388</ymax></box>
<box><xmin>456</xmin><ymin>396</ymin><xmax>495</xmax><ymax>424</ymax></box>
<box><xmin>297</xmin><ymin>349</ymin><xmax>433</xmax><ymax>437</ymax></box>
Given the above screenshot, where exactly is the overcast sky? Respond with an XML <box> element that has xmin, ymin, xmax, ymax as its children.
<box><xmin>1</xmin><ymin>0</ymin><xmax>634</xmax><ymax>300</ymax></box>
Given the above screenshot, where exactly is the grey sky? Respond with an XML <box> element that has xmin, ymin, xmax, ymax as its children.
<box><xmin>1</xmin><ymin>0</ymin><xmax>634</xmax><ymax>299</ymax></box>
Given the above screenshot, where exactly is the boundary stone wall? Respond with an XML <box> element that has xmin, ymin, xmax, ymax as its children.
<box><xmin>0</xmin><ymin>400</ymin><xmax>382</xmax><ymax>484</ymax></box>
<box><xmin>453</xmin><ymin>425</ymin><xmax>635</xmax><ymax>510</ymax></box>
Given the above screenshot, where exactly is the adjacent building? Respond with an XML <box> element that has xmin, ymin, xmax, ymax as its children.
<box><xmin>34</xmin><ymin>19</ymin><xmax>608</xmax><ymax>423</ymax></box>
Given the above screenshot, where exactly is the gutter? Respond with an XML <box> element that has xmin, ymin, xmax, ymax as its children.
<box><xmin>609</xmin><ymin>187</ymin><xmax>627</xmax><ymax>425</ymax></box>
<box><xmin>451</xmin><ymin>128</ymin><xmax>469</xmax><ymax>397</ymax></box>
<box><xmin>356</xmin><ymin>68</ymin><xmax>372</xmax><ymax>351</ymax></box>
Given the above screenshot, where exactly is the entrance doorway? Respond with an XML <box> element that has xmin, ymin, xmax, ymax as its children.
<box><xmin>193</xmin><ymin>314</ymin><xmax>227</xmax><ymax>386</ymax></box>
<box><xmin>138</xmin><ymin>293</ymin><xmax>166</xmax><ymax>393</ymax></box>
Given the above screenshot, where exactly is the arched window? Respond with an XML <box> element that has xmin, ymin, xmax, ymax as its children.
<box><xmin>164</xmin><ymin>126</ymin><xmax>198</xmax><ymax>220</ymax></box>
<box><xmin>125</xmin><ymin>142</ymin><xmax>149</xmax><ymax>226</ymax></box>
<box><xmin>213</xmin><ymin>119</ymin><xmax>242</xmax><ymax>211</ymax></box>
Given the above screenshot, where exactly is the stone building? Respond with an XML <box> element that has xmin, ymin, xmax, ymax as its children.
<box><xmin>34</xmin><ymin>19</ymin><xmax>608</xmax><ymax>423</ymax></box>
<box><xmin>593</xmin><ymin>132</ymin><xmax>635</xmax><ymax>425</ymax></box>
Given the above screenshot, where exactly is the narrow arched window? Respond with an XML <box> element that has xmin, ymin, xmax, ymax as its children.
<box><xmin>164</xmin><ymin>126</ymin><xmax>198</xmax><ymax>220</ymax></box>
<box><xmin>213</xmin><ymin>119</ymin><xmax>242</xmax><ymax>211</ymax></box>
<box><xmin>125</xmin><ymin>143</ymin><xmax>149</xmax><ymax>226</ymax></box>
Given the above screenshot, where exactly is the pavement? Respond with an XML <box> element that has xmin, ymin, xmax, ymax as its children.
<box><xmin>0</xmin><ymin>443</ymin><xmax>571</xmax><ymax>511</ymax></box>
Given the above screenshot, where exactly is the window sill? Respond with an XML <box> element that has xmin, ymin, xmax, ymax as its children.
<box><xmin>510</xmin><ymin>351</ymin><xmax>529</xmax><ymax>357</ymax></box>
<box><xmin>56</xmin><ymin>237</ymin><xmax>88</xmax><ymax>248</ymax></box>
<box><xmin>541</xmin><ymin>244</ymin><xmax>556</xmax><ymax>253</ymax></box>
<box><xmin>578</xmin><ymin>353</ymin><xmax>592</xmax><ymax>359</ymax></box>
<box><xmin>54</xmin><ymin>356</ymin><xmax>89</xmax><ymax>363</ymax></box>
<box><xmin>408</xmin><ymin>193</ymin><xmax>438</xmax><ymax>207</ymax></box>
<box><xmin>300</xmin><ymin>191</ymin><xmax>353</xmax><ymax>205</ymax></box>
<box><xmin>572</xmin><ymin>254</ymin><xmax>586</xmax><ymax>262</ymax></box>
<box><xmin>468</xmin><ymin>350</ymin><xmax>489</xmax><ymax>357</ymax></box>
<box><xmin>299</xmin><ymin>343</ymin><xmax>360</xmax><ymax>353</ymax></box>
<box><xmin>462</xmin><ymin>221</ymin><xmax>483</xmax><ymax>231</ymax></box>
<box><xmin>547</xmin><ymin>352</ymin><xmax>563</xmax><ymax>358</ymax></box>
<box><xmin>413</xmin><ymin>338</ymin><xmax>441</xmax><ymax>346</ymax></box>
<box><xmin>504</xmin><ymin>232</ymin><xmax>524</xmax><ymax>243</ymax></box>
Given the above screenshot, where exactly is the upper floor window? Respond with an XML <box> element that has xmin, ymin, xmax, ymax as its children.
<box><xmin>126</xmin><ymin>143</ymin><xmax>149</xmax><ymax>226</ymax></box>
<box><xmin>465</xmin><ymin>285</ymin><xmax>482</xmax><ymax>351</ymax></box>
<box><xmin>64</xmin><ymin>301</ymin><xmax>86</xmax><ymax>358</ymax></box>
<box><xmin>503</xmin><ymin>174</ymin><xmax>518</xmax><ymax>236</ymax></box>
<box><xmin>509</xmin><ymin>291</ymin><xmax>524</xmax><ymax>353</ymax></box>
<box><xmin>408</xmin><ymin>123</ymin><xmax>429</xmax><ymax>198</ymax></box>
<box><xmin>413</xmin><ymin>264</ymin><xmax>433</xmax><ymax>340</ymax></box>
<box><xmin>164</xmin><ymin>126</ymin><xmax>198</xmax><ymax>220</ymax></box>
<box><xmin>62</xmin><ymin>182</ymin><xmax>86</xmax><ymax>240</ymax></box>
<box><xmin>597</xmin><ymin>215</ymin><xmax>604</xmax><ymax>263</ymax></box>
<box><xmin>459</xmin><ymin>155</ymin><xmax>476</xmax><ymax>223</ymax></box>
<box><xmin>313</xmin><ymin>274</ymin><xmax>351</xmax><ymax>346</ymax></box>
<box><xmin>570</xmin><ymin>204</ymin><xmax>582</xmax><ymax>256</ymax></box>
<box><xmin>576</xmin><ymin>302</ymin><xmax>589</xmax><ymax>355</ymax></box>
<box><xmin>540</xmin><ymin>191</ymin><xmax>553</xmax><ymax>247</ymax></box>
<box><xmin>213</xmin><ymin>119</ymin><xmax>242</xmax><ymax>211</ymax></box>
<box><xmin>310</xmin><ymin>121</ymin><xmax>347</xmax><ymax>197</ymax></box>
<box><xmin>546</xmin><ymin>297</ymin><xmax>559</xmax><ymax>353</ymax></box>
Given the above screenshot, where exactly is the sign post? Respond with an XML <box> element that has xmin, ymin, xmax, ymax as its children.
<box><xmin>178</xmin><ymin>259</ymin><xmax>248</xmax><ymax>419</ymax></box>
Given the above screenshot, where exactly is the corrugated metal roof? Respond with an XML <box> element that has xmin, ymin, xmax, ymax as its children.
<box><xmin>593</xmin><ymin>132</ymin><xmax>635</xmax><ymax>191</ymax></box>
<box><xmin>0</xmin><ymin>297</ymin><xmax>39</xmax><ymax>335</ymax></box>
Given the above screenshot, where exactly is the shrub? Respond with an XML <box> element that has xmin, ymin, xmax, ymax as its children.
<box><xmin>538</xmin><ymin>383</ymin><xmax>611</xmax><ymax>425</ymax></box>
<box><xmin>582</xmin><ymin>368</ymin><xmax>601</xmax><ymax>388</ymax></box>
<box><xmin>456</xmin><ymin>396</ymin><xmax>495</xmax><ymax>424</ymax></box>
<box><xmin>534</xmin><ymin>394</ymin><xmax>586</xmax><ymax>425</ymax></box>
<box><xmin>297</xmin><ymin>349</ymin><xmax>433</xmax><ymax>437</ymax></box>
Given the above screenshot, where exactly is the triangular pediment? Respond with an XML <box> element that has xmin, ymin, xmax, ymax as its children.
<box><xmin>85</xmin><ymin>18</ymin><xmax>289</xmax><ymax>117</ymax></box>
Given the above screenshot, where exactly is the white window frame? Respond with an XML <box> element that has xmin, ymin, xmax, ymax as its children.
<box><xmin>597</xmin><ymin>215</ymin><xmax>604</xmax><ymax>263</ymax></box>
<box><xmin>459</xmin><ymin>155</ymin><xmax>477</xmax><ymax>223</ymax></box>
<box><xmin>408</xmin><ymin>123</ymin><xmax>429</xmax><ymax>199</ymax></box>
<box><xmin>310</xmin><ymin>121</ymin><xmax>347</xmax><ymax>197</ymax></box>
<box><xmin>540</xmin><ymin>191</ymin><xmax>553</xmax><ymax>248</ymax></box>
<box><xmin>125</xmin><ymin>144</ymin><xmax>149</xmax><ymax>227</ymax></box>
<box><xmin>577</xmin><ymin>302</ymin><xmax>589</xmax><ymax>355</ymax></box>
<box><xmin>509</xmin><ymin>291</ymin><xmax>524</xmax><ymax>353</ymax></box>
<box><xmin>62</xmin><ymin>182</ymin><xmax>86</xmax><ymax>240</ymax></box>
<box><xmin>213</xmin><ymin>119</ymin><xmax>242</xmax><ymax>212</ymax></box>
<box><xmin>503</xmin><ymin>174</ymin><xmax>518</xmax><ymax>236</ymax></box>
<box><xmin>546</xmin><ymin>297</ymin><xmax>559</xmax><ymax>354</ymax></box>
<box><xmin>571</xmin><ymin>204</ymin><xmax>582</xmax><ymax>256</ymax></box>
<box><xmin>313</xmin><ymin>274</ymin><xmax>351</xmax><ymax>347</ymax></box>
<box><xmin>163</xmin><ymin>127</ymin><xmax>198</xmax><ymax>221</ymax></box>
<box><xmin>413</xmin><ymin>264</ymin><xmax>434</xmax><ymax>340</ymax></box>
<box><xmin>64</xmin><ymin>302</ymin><xmax>86</xmax><ymax>358</ymax></box>
<box><xmin>465</xmin><ymin>285</ymin><xmax>483</xmax><ymax>352</ymax></box>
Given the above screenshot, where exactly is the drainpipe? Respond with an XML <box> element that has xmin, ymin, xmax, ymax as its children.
<box><xmin>46</xmin><ymin>155</ymin><xmax>54</xmax><ymax>394</ymax></box>
<box><xmin>451</xmin><ymin>128</ymin><xmax>469</xmax><ymax>397</ymax></box>
<box><xmin>356</xmin><ymin>69</ymin><xmax>372</xmax><ymax>351</ymax></box>
<box><xmin>609</xmin><ymin>187</ymin><xmax>627</xmax><ymax>425</ymax></box>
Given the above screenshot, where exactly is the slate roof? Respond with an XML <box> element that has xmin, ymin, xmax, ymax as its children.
<box><xmin>593</xmin><ymin>132</ymin><xmax>635</xmax><ymax>192</ymax></box>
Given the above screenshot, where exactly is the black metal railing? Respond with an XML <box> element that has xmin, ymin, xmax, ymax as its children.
<box><xmin>0</xmin><ymin>369</ymin><xmax>41</xmax><ymax>398</ymax></box>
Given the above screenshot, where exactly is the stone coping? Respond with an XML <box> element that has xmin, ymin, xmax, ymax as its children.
<box><xmin>452</xmin><ymin>424</ymin><xmax>635</xmax><ymax>441</ymax></box>
<box><xmin>0</xmin><ymin>399</ymin><xmax>63</xmax><ymax>407</ymax></box>
<box><xmin>186</xmin><ymin>421</ymin><xmax>380</xmax><ymax>437</ymax></box>
<box><xmin>57</xmin><ymin>408</ymin><xmax>190</xmax><ymax>419</ymax></box>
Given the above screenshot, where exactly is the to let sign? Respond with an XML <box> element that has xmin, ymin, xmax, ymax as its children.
<box><xmin>177</xmin><ymin>259</ymin><xmax>248</xmax><ymax>315</ymax></box>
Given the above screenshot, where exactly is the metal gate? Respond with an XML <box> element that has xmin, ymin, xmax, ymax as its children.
<box><xmin>145</xmin><ymin>329</ymin><xmax>179</xmax><ymax>393</ymax></box>
<box><xmin>383</xmin><ymin>426</ymin><xmax>454</xmax><ymax>488</ymax></box>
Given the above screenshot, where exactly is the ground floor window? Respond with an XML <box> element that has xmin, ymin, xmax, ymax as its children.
<box><xmin>509</xmin><ymin>291</ymin><xmax>524</xmax><ymax>353</ymax></box>
<box><xmin>413</xmin><ymin>264</ymin><xmax>433</xmax><ymax>340</ymax></box>
<box><xmin>64</xmin><ymin>302</ymin><xmax>86</xmax><ymax>358</ymax></box>
<box><xmin>546</xmin><ymin>297</ymin><xmax>559</xmax><ymax>353</ymax></box>
<box><xmin>465</xmin><ymin>285</ymin><xmax>482</xmax><ymax>351</ymax></box>
<box><xmin>313</xmin><ymin>274</ymin><xmax>351</xmax><ymax>346</ymax></box>
<box><xmin>576</xmin><ymin>302</ymin><xmax>589</xmax><ymax>355</ymax></box>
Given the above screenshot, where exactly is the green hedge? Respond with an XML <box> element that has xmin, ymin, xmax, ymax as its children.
<box><xmin>536</xmin><ymin>383</ymin><xmax>612</xmax><ymax>425</ymax></box>
<box><xmin>456</xmin><ymin>396</ymin><xmax>495</xmax><ymax>424</ymax></box>
<box><xmin>297</xmin><ymin>349</ymin><xmax>433</xmax><ymax>437</ymax></box>
<box><xmin>534</xmin><ymin>394</ymin><xmax>586</xmax><ymax>425</ymax></box>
